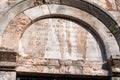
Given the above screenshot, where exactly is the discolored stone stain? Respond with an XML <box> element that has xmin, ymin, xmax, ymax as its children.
<box><xmin>61</xmin><ymin>20</ymin><xmax>68</xmax><ymax>58</ymax></box>
<box><xmin>63</xmin><ymin>20</ymin><xmax>72</xmax><ymax>55</ymax></box>
<box><xmin>7</xmin><ymin>0</ymin><xmax>15</xmax><ymax>5</ymax></box>
<box><xmin>75</xmin><ymin>25</ymin><xmax>87</xmax><ymax>60</ymax></box>
<box><xmin>55</xmin><ymin>19</ymin><xmax>64</xmax><ymax>58</ymax></box>
<box><xmin>54</xmin><ymin>19</ymin><xmax>69</xmax><ymax>58</ymax></box>
<box><xmin>115</xmin><ymin>0</ymin><xmax>120</xmax><ymax>10</ymax></box>
<box><xmin>67</xmin><ymin>23</ymin><xmax>72</xmax><ymax>55</ymax></box>
<box><xmin>0</xmin><ymin>0</ymin><xmax>16</xmax><ymax>11</ymax></box>
<box><xmin>2</xmin><ymin>13</ymin><xmax>31</xmax><ymax>51</ymax></box>
<box><xmin>21</xmin><ymin>19</ymin><xmax>49</xmax><ymax>57</ymax></box>
<box><xmin>83</xmin><ymin>62</ymin><xmax>107</xmax><ymax>75</ymax></box>
<box><xmin>105</xmin><ymin>0</ymin><xmax>113</xmax><ymax>10</ymax></box>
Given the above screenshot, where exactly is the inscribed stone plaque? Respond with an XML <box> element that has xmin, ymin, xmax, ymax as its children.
<box><xmin>19</xmin><ymin>18</ymin><xmax>102</xmax><ymax>61</ymax></box>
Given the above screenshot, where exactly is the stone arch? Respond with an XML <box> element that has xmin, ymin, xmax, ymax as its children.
<box><xmin>0</xmin><ymin>0</ymin><xmax>120</xmax><ymax>48</ymax></box>
<box><xmin>0</xmin><ymin>0</ymin><xmax>119</xmax><ymax>76</ymax></box>
<box><xmin>1</xmin><ymin>4</ymin><xmax>119</xmax><ymax>59</ymax></box>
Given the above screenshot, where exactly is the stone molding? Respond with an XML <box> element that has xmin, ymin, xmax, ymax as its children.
<box><xmin>110</xmin><ymin>55</ymin><xmax>120</xmax><ymax>76</ymax></box>
<box><xmin>0</xmin><ymin>47</ymin><xmax>17</xmax><ymax>71</ymax></box>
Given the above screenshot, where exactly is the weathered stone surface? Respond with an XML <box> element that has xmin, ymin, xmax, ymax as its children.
<box><xmin>16</xmin><ymin>52</ymin><xmax>108</xmax><ymax>75</ymax></box>
<box><xmin>17</xmin><ymin>56</ymin><xmax>108</xmax><ymax>75</ymax></box>
<box><xmin>59</xmin><ymin>60</ymin><xmax>73</xmax><ymax>66</ymax></box>
<box><xmin>0</xmin><ymin>0</ymin><xmax>34</xmax><ymax>47</ymax></box>
<box><xmin>86</xmin><ymin>33</ymin><xmax>102</xmax><ymax>61</ymax></box>
<box><xmin>0</xmin><ymin>47</ymin><xmax>14</xmax><ymax>52</ymax></box>
<box><xmin>48</xmin><ymin>0</ymin><xmax>60</xmax><ymax>4</ymax></box>
<box><xmin>112</xmin><ymin>77</ymin><xmax>120</xmax><ymax>80</ymax></box>
<box><xmin>0</xmin><ymin>48</ymin><xmax>16</xmax><ymax>68</ymax></box>
<box><xmin>88</xmin><ymin>0</ymin><xmax>117</xmax><ymax>10</ymax></box>
<box><xmin>83</xmin><ymin>62</ymin><xmax>108</xmax><ymax>75</ymax></box>
<box><xmin>2</xmin><ymin>13</ymin><xmax>31</xmax><ymax>51</ymax></box>
<box><xmin>115</xmin><ymin>0</ymin><xmax>120</xmax><ymax>11</ymax></box>
<box><xmin>19</xmin><ymin>18</ymin><xmax>103</xmax><ymax>61</ymax></box>
<box><xmin>109</xmin><ymin>11</ymin><xmax>120</xmax><ymax>26</ymax></box>
<box><xmin>49</xmin><ymin>59</ymin><xmax>59</xmax><ymax>66</ymax></box>
<box><xmin>0</xmin><ymin>0</ymin><xmax>120</xmax><ymax>77</ymax></box>
<box><xmin>110</xmin><ymin>55</ymin><xmax>120</xmax><ymax>74</ymax></box>
<box><xmin>17</xmin><ymin>56</ymin><xmax>84</xmax><ymax>74</ymax></box>
<box><xmin>0</xmin><ymin>62</ymin><xmax>16</xmax><ymax>68</ymax></box>
<box><xmin>24</xmin><ymin>5</ymin><xmax>50</xmax><ymax>20</ymax></box>
<box><xmin>0</xmin><ymin>51</ymin><xmax>16</xmax><ymax>62</ymax></box>
<box><xmin>23</xmin><ymin>4</ymin><xmax>120</xmax><ymax>59</ymax></box>
<box><xmin>0</xmin><ymin>0</ymin><xmax>16</xmax><ymax>11</ymax></box>
<box><xmin>0</xmin><ymin>0</ymin><xmax>118</xmax><ymax>11</ymax></box>
<box><xmin>8</xmin><ymin>4</ymin><xmax>116</xmax><ymax>76</ymax></box>
<box><xmin>49</xmin><ymin>4</ymin><xmax>119</xmax><ymax>59</ymax></box>
<box><xmin>0</xmin><ymin>71</ymin><xmax>16</xmax><ymax>80</ymax></box>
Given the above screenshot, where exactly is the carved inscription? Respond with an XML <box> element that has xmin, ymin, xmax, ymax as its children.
<box><xmin>20</xmin><ymin>18</ymin><xmax>102</xmax><ymax>61</ymax></box>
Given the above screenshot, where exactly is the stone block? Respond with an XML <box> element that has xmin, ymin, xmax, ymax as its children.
<box><xmin>0</xmin><ymin>48</ymin><xmax>17</xmax><ymax>68</ymax></box>
<box><xmin>2</xmin><ymin>13</ymin><xmax>31</xmax><ymax>51</ymax></box>
<box><xmin>0</xmin><ymin>71</ymin><xmax>16</xmax><ymax>80</ymax></box>
<box><xmin>112</xmin><ymin>77</ymin><xmax>120</xmax><ymax>80</ymax></box>
<box><xmin>59</xmin><ymin>60</ymin><xmax>72</xmax><ymax>66</ymax></box>
<box><xmin>24</xmin><ymin>5</ymin><xmax>49</xmax><ymax>20</ymax></box>
<box><xmin>115</xmin><ymin>0</ymin><xmax>120</xmax><ymax>11</ymax></box>
<box><xmin>0</xmin><ymin>62</ymin><xmax>16</xmax><ymax>68</ymax></box>
<box><xmin>32</xmin><ymin>58</ymin><xmax>49</xmax><ymax>66</ymax></box>
<box><xmin>72</xmin><ymin>60</ymin><xmax>84</xmax><ymax>67</ymax></box>
<box><xmin>76</xmin><ymin>60</ymin><xmax>84</xmax><ymax>67</ymax></box>
<box><xmin>43</xmin><ymin>66</ymin><xmax>50</xmax><ymax>73</ymax></box>
<box><xmin>0</xmin><ymin>50</ymin><xmax>16</xmax><ymax>62</ymax></box>
<box><xmin>68</xmin><ymin>66</ymin><xmax>76</xmax><ymax>74</ymax></box>
<box><xmin>75</xmin><ymin>66</ymin><xmax>83</xmax><ymax>74</ymax></box>
<box><xmin>83</xmin><ymin>61</ymin><xmax>108</xmax><ymax>76</ymax></box>
<box><xmin>49</xmin><ymin>0</ymin><xmax>60</xmax><ymax>4</ymax></box>
<box><xmin>48</xmin><ymin>59</ymin><xmax>59</xmax><ymax>66</ymax></box>
<box><xmin>59</xmin><ymin>66</ymin><xmax>67</xmax><ymax>74</ymax></box>
<box><xmin>110</xmin><ymin>55</ymin><xmax>120</xmax><ymax>75</ymax></box>
<box><xmin>48</xmin><ymin>66</ymin><xmax>59</xmax><ymax>73</ymax></box>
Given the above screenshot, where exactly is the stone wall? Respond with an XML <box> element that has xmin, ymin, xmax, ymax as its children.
<box><xmin>0</xmin><ymin>0</ymin><xmax>120</xmax><ymax>79</ymax></box>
